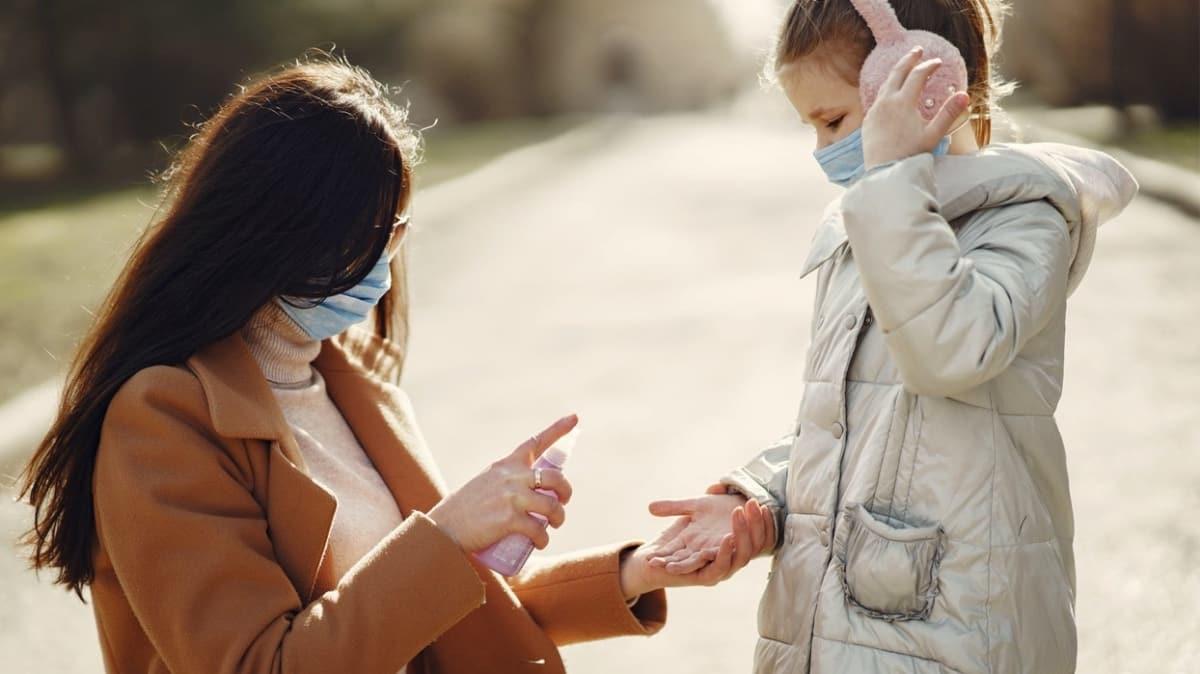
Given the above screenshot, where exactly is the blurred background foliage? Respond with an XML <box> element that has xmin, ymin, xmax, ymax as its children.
<box><xmin>1</xmin><ymin>0</ymin><xmax>1195</xmax><ymax>189</ymax></box>
<box><xmin>0</xmin><ymin>0</ymin><xmax>744</xmax><ymax>187</ymax></box>
<box><xmin>0</xmin><ymin>0</ymin><xmax>751</xmax><ymax>401</ymax></box>
<box><xmin>1002</xmin><ymin>0</ymin><xmax>1199</xmax><ymax>171</ymax></box>
<box><xmin>1004</xmin><ymin>0</ymin><xmax>1198</xmax><ymax>118</ymax></box>
<box><xmin>0</xmin><ymin>0</ymin><xmax>1196</xmax><ymax>402</ymax></box>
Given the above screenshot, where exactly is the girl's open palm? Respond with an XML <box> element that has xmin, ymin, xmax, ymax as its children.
<box><xmin>644</xmin><ymin>485</ymin><xmax>775</xmax><ymax>575</ymax></box>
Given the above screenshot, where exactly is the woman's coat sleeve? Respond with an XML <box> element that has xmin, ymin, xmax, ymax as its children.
<box><xmin>840</xmin><ymin>154</ymin><xmax>1072</xmax><ymax>398</ymax></box>
<box><xmin>509</xmin><ymin>544</ymin><xmax>668</xmax><ymax>646</ymax></box>
<box><xmin>92</xmin><ymin>366</ymin><xmax>487</xmax><ymax>674</ymax></box>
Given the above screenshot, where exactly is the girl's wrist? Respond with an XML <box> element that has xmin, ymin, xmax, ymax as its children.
<box><xmin>618</xmin><ymin>546</ymin><xmax>654</xmax><ymax>600</ymax></box>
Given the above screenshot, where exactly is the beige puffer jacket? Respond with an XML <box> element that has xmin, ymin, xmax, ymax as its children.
<box><xmin>721</xmin><ymin>143</ymin><xmax>1138</xmax><ymax>674</ymax></box>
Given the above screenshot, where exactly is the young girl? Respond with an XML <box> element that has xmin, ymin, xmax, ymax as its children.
<box><xmin>648</xmin><ymin>1</ymin><xmax>1138</xmax><ymax>672</ymax></box>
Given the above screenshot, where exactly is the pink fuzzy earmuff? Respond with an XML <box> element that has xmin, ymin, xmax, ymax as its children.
<box><xmin>849</xmin><ymin>0</ymin><xmax>969</xmax><ymax>120</ymax></box>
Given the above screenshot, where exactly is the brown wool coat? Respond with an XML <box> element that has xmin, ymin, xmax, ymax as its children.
<box><xmin>89</xmin><ymin>326</ymin><xmax>666</xmax><ymax>674</ymax></box>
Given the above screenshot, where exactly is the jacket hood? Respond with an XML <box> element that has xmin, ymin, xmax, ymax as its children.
<box><xmin>802</xmin><ymin>143</ymin><xmax>1139</xmax><ymax>296</ymax></box>
<box><xmin>936</xmin><ymin>142</ymin><xmax>1139</xmax><ymax>295</ymax></box>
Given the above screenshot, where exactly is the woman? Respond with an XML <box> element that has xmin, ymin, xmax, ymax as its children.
<box><xmin>16</xmin><ymin>57</ymin><xmax>776</xmax><ymax>674</ymax></box>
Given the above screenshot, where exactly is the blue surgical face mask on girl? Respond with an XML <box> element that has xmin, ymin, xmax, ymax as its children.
<box><xmin>276</xmin><ymin>248</ymin><xmax>393</xmax><ymax>341</ymax></box>
<box><xmin>814</xmin><ymin>129</ymin><xmax>951</xmax><ymax>188</ymax></box>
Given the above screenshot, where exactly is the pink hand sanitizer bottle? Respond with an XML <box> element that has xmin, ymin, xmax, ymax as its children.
<box><xmin>474</xmin><ymin>427</ymin><xmax>578</xmax><ymax>576</ymax></box>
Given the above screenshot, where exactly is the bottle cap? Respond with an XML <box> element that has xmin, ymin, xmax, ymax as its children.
<box><xmin>541</xmin><ymin>426</ymin><xmax>579</xmax><ymax>467</ymax></box>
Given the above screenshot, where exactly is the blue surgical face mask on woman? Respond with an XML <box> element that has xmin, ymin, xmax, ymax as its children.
<box><xmin>814</xmin><ymin>129</ymin><xmax>951</xmax><ymax>188</ymax></box>
<box><xmin>277</xmin><ymin>248</ymin><xmax>393</xmax><ymax>341</ymax></box>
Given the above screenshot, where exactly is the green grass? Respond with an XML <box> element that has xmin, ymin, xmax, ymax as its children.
<box><xmin>0</xmin><ymin>188</ymin><xmax>154</xmax><ymax>403</ymax></box>
<box><xmin>0</xmin><ymin>117</ymin><xmax>580</xmax><ymax>404</ymax></box>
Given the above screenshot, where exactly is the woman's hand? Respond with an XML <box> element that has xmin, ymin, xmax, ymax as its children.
<box><xmin>428</xmin><ymin>415</ymin><xmax>577</xmax><ymax>553</ymax></box>
<box><xmin>617</xmin><ymin>486</ymin><xmax>776</xmax><ymax>599</ymax></box>
<box><xmin>861</xmin><ymin>45</ymin><xmax>971</xmax><ymax>171</ymax></box>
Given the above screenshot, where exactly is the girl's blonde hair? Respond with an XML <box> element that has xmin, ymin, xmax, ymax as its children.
<box><xmin>770</xmin><ymin>0</ymin><xmax>1014</xmax><ymax>146</ymax></box>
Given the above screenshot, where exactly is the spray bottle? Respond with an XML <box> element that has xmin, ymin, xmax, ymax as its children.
<box><xmin>474</xmin><ymin>426</ymin><xmax>579</xmax><ymax>576</ymax></box>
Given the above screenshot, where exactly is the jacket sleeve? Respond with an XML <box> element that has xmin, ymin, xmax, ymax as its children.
<box><xmin>840</xmin><ymin>154</ymin><xmax>1072</xmax><ymax>398</ymax></box>
<box><xmin>92</xmin><ymin>366</ymin><xmax>487</xmax><ymax>674</ymax></box>
<box><xmin>508</xmin><ymin>543</ymin><xmax>667</xmax><ymax>646</ymax></box>
<box><xmin>717</xmin><ymin>434</ymin><xmax>791</xmax><ymax>551</ymax></box>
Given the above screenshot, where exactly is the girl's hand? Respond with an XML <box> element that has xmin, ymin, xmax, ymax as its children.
<box><xmin>646</xmin><ymin>485</ymin><xmax>775</xmax><ymax>572</ymax></box>
<box><xmin>428</xmin><ymin>415</ymin><xmax>577</xmax><ymax>553</ymax></box>
<box><xmin>862</xmin><ymin>45</ymin><xmax>971</xmax><ymax>171</ymax></box>
<box><xmin>617</xmin><ymin>486</ymin><xmax>775</xmax><ymax>598</ymax></box>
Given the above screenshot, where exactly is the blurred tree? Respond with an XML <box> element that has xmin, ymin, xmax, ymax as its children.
<box><xmin>1002</xmin><ymin>0</ymin><xmax>1198</xmax><ymax>119</ymax></box>
<box><xmin>1113</xmin><ymin>0</ymin><xmax>1199</xmax><ymax>120</ymax></box>
<box><xmin>0</xmin><ymin>0</ymin><xmax>745</xmax><ymax>186</ymax></box>
<box><xmin>3</xmin><ymin>0</ymin><xmax>421</xmax><ymax>181</ymax></box>
<box><xmin>528</xmin><ymin>0</ymin><xmax>742</xmax><ymax>115</ymax></box>
<box><xmin>30</xmin><ymin>0</ymin><xmax>91</xmax><ymax>174</ymax></box>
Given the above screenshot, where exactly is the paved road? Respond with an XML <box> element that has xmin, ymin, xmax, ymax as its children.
<box><xmin>3</xmin><ymin>92</ymin><xmax>1197</xmax><ymax>673</ymax></box>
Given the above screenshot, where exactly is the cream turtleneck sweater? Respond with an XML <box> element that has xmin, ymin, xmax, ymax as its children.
<box><xmin>241</xmin><ymin>302</ymin><xmax>407</xmax><ymax>590</ymax></box>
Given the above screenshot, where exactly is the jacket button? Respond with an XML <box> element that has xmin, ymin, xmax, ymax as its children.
<box><xmin>818</xmin><ymin>529</ymin><xmax>830</xmax><ymax>547</ymax></box>
<box><xmin>843</xmin><ymin>314</ymin><xmax>857</xmax><ymax>330</ymax></box>
<box><xmin>831</xmin><ymin>422</ymin><xmax>845</xmax><ymax>439</ymax></box>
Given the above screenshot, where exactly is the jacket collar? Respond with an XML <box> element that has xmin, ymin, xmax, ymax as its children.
<box><xmin>187</xmin><ymin>331</ymin><xmax>291</xmax><ymax>441</ymax></box>
<box><xmin>185</xmin><ymin>326</ymin><xmax>423</xmax><ymax>602</ymax></box>
<box><xmin>796</xmin><ymin>148</ymin><xmax>1060</xmax><ymax>280</ymax></box>
<box><xmin>186</xmin><ymin>326</ymin><xmax>404</xmax><ymax>446</ymax></box>
<box><xmin>185</xmin><ymin>322</ymin><xmax>417</xmax><ymax>498</ymax></box>
<box><xmin>799</xmin><ymin>197</ymin><xmax>848</xmax><ymax>279</ymax></box>
<box><xmin>796</xmin><ymin>176</ymin><xmax>989</xmax><ymax>280</ymax></box>
<box><xmin>797</xmin><ymin>144</ymin><xmax>1137</xmax><ymax>291</ymax></box>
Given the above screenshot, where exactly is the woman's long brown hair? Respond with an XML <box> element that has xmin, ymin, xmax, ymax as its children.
<box><xmin>16</xmin><ymin>55</ymin><xmax>420</xmax><ymax>600</ymax></box>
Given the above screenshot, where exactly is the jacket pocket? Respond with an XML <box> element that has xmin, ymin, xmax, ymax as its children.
<box><xmin>837</xmin><ymin>502</ymin><xmax>945</xmax><ymax>622</ymax></box>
